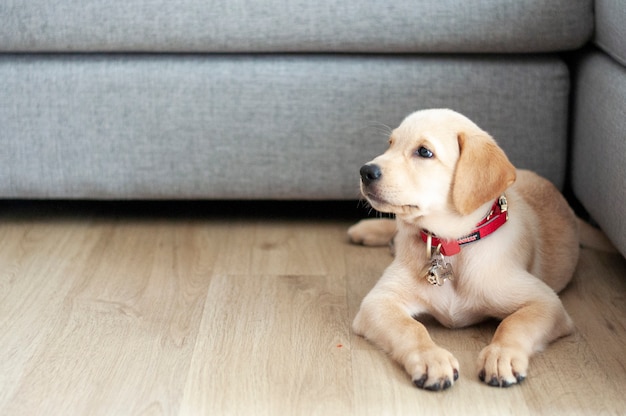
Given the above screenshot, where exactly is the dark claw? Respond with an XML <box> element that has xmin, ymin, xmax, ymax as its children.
<box><xmin>453</xmin><ymin>368</ymin><xmax>459</xmax><ymax>381</ymax></box>
<box><xmin>488</xmin><ymin>376</ymin><xmax>501</xmax><ymax>387</ymax></box>
<box><xmin>480</xmin><ymin>370</ymin><xmax>524</xmax><ymax>387</ymax></box>
<box><xmin>425</xmin><ymin>381</ymin><xmax>442</xmax><ymax>391</ymax></box>
<box><xmin>426</xmin><ymin>377</ymin><xmax>454</xmax><ymax>391</ymax></box>
<box><xmin>413</xmin><ymin>374</ymin><xmax>428</xmax><ymax>389</ymax></box>
<box><xmin>413</xmin><ymin>369</ymin><xmax>459</xmax><ymax>391</ymax></box>
<box><xmin>478</xmin><ymin>370</ymin><xmax>486</xmax><ymax>382</ymax></box>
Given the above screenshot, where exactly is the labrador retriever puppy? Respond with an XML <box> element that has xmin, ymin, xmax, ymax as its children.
<box><xmin>349</xmin><ymin>109</ymin><xmax>579</xmax><ymax>391</ymax></box>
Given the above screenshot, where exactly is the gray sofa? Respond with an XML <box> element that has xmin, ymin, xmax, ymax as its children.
<box><xmin>1</xmin><ymin>1</ymin><xmax>624</xmax><ymax>256</ymax></box>
<box><xmin>571</xmin><ymin>0</ymin><xmax>626</xmax><ymax>257</ymax></box>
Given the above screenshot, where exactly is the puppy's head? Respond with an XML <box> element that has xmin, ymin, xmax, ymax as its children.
<box><xmin>360</xmin><ymin>109</ymin><xmax>516</xmax><ymax>222</ymax></box>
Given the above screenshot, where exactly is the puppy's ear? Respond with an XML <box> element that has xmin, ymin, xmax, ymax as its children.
<box><xmin>452</xmin><ymin>132</ymin><xmax>516</xmax><ymax>215</ymax></box>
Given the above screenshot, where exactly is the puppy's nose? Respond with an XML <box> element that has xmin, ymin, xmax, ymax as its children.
<box><xmin>360</xmin><ymin>164</ymin><xmax>382</xmax><ymax>186</ymax></box>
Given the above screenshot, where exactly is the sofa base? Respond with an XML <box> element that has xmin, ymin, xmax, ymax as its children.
<box><xmin>1</xmin><ymin>54</ymin><xmax>569</xmax><ymax>199</ymax></box>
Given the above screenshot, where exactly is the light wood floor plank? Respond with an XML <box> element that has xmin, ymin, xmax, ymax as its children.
<box><xmin>0</xmin><ymin>219</ymin><xmax>102</xmax><ymax>411</ymax></box>
<box><xmin>213</xmin><ymin>220</ymin><xmax>349</xmax><ymax>276</ymax></box>
<box><xmin>2</xmin><ymin>218</ymin><xmax>221</xmax><ymax>415</ymax></box>
<box><xmin>1</xmin><ymin>205</ymin><xmax>625</xmax><ymax>415</ymax></box>
<box><xmin>180</xmin><ymin>273</ymin><xmax>352</xmax><ymax>415</ymax></box>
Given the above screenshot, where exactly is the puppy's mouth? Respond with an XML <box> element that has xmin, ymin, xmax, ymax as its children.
<box><xmin>364</xmin><ymin>191</ymin><xmax>387</xmax><ymax>207</ymax></box>
<box><xmin>363</xmin><ymin>190</ymin><xmax>419</xmax><ymax>213</ymax></box>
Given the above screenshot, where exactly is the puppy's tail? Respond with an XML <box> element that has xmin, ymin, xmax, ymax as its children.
<box><xmin>577</xmin><ymin>218</ymin><xmax>618</xmax><ymax>253</ymax></box>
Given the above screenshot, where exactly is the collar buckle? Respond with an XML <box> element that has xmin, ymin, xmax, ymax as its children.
<box><xmin>498</xmin><ymin>194</ymin><xmax>508</xmax><ymax>220</ymax></box>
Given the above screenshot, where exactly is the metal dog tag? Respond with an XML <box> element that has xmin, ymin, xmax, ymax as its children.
<box><xmin>427</xmin><ymin>253</ymin><xmax>455</xmax><ymax>286</ymax></box>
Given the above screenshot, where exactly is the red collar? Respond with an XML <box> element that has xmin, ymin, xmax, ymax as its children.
<box><xmin>420</xmin><ymin>195</ymin><xmax>509</xmax><ymax>256</ymax></box>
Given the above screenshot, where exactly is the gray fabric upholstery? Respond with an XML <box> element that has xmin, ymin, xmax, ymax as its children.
<box><xmin>572</xmin><ymin>51</ymin><xmax>626</xmax><ymax>255</ymax></box>
<box><xmin>0</xmin><ymin>0</ymin><xmax>592</xmax><ymax>53</ymax></box>
<box><xmin>595</xmin><ymin>0</ymin><xmax>626</xmax><ymax>66</ymax></box>
<box><xmin>0</xmin><ymin>55</ymin><xmax>569</xmax><ymax>199</ymax></box>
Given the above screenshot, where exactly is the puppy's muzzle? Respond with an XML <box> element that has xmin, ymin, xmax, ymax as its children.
<box><xmin>360</xmin><ymin>164</ymin><xmax>382</xmax><ymax>186</ymax></box>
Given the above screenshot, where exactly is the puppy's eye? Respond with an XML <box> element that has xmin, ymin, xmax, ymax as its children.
<box><xmin>416</xmin><ymin>146</ymin><xmax>434</xmax><ymax>158</ymax></box>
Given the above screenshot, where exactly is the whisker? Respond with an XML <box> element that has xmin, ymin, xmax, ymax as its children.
<box><xmin>365</xmin><ymin>121</ymin><xmax>393</xmax><ymax>138</ymax></box>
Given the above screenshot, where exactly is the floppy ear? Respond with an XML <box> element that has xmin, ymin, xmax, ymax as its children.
<box><xmin>452</xmin><ymin>132</ymin><xmax>516</xmax><ymax>215</ymax></box>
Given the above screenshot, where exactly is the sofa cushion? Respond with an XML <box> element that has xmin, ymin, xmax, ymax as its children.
<box><xmin>572</xmin><ymin>51</ymin><xmax>626</xmax><ymax>256</ymax></box>
<box><xmin>0</xmin><ymin>54</ymin><xmax>570</xmax><ymax>200</ymax></box>
<box><xmin>595</xmin><ymin>0</ymin><xmax>626</xmax><ymax>66</ymax></box>
<box><xmin>0</xmin><ymin>0</ymin><xmax>592</xmax><ymax>53</ymax></box>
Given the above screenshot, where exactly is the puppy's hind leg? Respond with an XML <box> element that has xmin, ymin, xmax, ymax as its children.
<box><xmin>348</xmin><ymin>218</ymin><xmax>396</xmax><ymax>247</ymax></box>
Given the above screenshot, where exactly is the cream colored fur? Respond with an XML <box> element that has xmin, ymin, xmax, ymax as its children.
<box><xmin>349</xmin><ymin>109</ymin><xmax>580</xmax><ymax>391</ymax></box>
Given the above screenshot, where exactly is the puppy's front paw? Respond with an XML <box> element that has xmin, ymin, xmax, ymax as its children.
<box><xmin>407</xmin><ymin>346</ymin><xmax>460</xmax><ymax>391</ymax></box>
<box><xmin>347</xmin><ymin>219</ymin><xmax>396</xmax><ymax>247</ymax></box>
<box><xmin>478</xmin><ymin>344</ymin><xmax>528</xmax><ymax>387</ymax></box>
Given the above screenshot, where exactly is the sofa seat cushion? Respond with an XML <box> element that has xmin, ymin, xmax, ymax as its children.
<box><xmin>0</xmin><ymin>0</ymin><xmax>592</xmax><ymax>53</ymax></box>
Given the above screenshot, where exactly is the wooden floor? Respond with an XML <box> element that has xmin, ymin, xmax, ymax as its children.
<box><xmin>1</xmin><ymin>201</ymin><xmax>625</xmax><ymax>416</ymax></box>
